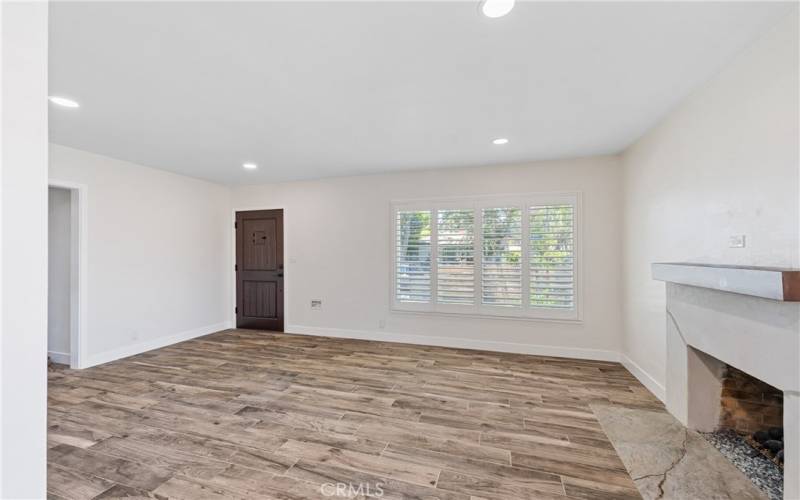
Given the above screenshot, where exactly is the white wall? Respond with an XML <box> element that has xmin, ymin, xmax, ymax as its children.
<box><xmin>0</xmin><ymin>1</ymin><xmax>49</xmax><ymax>497</ymax></box>
<box><xmin>621</xmin><ymin>11</ymin><xmax>800</xmax><ymax>392</ymax></box>
<box><xmin>49</xmin><ymin>144</ymin><xmax>232</xmax><ymax>366</ymax></box>
<box><xmin>48</xmin><ymin>187</ymin><xmax>71</xmax><ymax>361</ymax></box>
<box><xmin>232</xmin><ymin>156</ymin><xmax>624</xmax><ymax>359</ymax></box>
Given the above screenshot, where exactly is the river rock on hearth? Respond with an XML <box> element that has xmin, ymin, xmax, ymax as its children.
<box><xmin>768</xmin><ymin>427</ymin><xmax>783</xmax><ymax>440</ymax></box>
<box><xmin>764</xmin><ymin>440</ymin><xmax>783</xmax><ymax>453</ymax></box>
<box><xmin>753</xmin><ymin>430</ymin><xmax>770</xmax><ymax>444</ymax></box>
<box><xmin>702</xmin><ymin>429</ymin><xmax>784</xmax><ymax>500</ymax></box>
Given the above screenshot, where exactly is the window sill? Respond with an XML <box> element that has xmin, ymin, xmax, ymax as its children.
<box><xmin>389</xmin><ymin>307</ymin><xmax>582</xmax><ymax>324</ymax></box>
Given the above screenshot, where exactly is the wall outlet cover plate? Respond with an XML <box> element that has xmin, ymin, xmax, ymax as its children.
<box><xmin>729</xmin><ymin>234</ymin><xmax>746</xmax><ymax>248</ymax></box>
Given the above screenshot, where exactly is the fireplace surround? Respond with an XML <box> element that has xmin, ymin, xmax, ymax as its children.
<box><xmin>653</xmin><ymin>263</ymin><xmax>799</xmax><ymax>499</ymax></box>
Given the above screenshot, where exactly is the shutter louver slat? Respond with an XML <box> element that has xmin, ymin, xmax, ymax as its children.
<box><xmin>530</xmin><ymin>204</ymin><xmax>575</xmax><ymax>309</ymax></box>
<box><xmin>396</xmin><ymin>210</ymin><xmax>432</xmax><ymax>303</ymax></box>
<box><xmin>437</xmin><ymin>209</ymin><xmax>475</xmax><ymax>304</ymax></box>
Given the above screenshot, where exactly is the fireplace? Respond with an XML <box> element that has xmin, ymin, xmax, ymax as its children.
<box><xmin>653</xmin><ymin>263</ymin><xmax>800</xmax><ymax>500</ymax></box>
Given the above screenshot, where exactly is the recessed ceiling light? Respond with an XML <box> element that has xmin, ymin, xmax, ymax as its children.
<box><xmin>48</xmin><ymin>96</ymin><xmax>80</xmax><ymax>108</ymax></box>
<box><xmin>480</xmin><ymin>0</ymin><xmax>515</xmax><ymax>18</ymax></box>
<box><xmin>242</xmin><ymin>162</ymin><xmax>258</xmax><ymax>170</ymax></box>
<box><xmin>492</xmin><ymin>138</ymin><xmax>509</xmax><ymax>145</ymax></box>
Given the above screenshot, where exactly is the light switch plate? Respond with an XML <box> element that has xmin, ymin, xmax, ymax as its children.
<box><xmin>729</xmin><ymin>234</ymin><xmax>746</xmax><ymax>248</ymax></box>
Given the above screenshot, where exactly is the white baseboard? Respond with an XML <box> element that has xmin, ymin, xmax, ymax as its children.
<box><xmin>286</xmin><ymin>324</ymin><xmax>620</xmax><ymax>362</ymax></box>
<box><xmin>77</xmin><ymin>320</ymin><xmax>666</xmax><ymax>404</ymax></box>
<box><xmin>621</xmin><ymin>353</ymin><xmax>666</xmax><ymax>402</ymax></box>
<box><xmin>48</xmin><ymin>351</ymin><xmax>71</xmax><ymax>365</ymax></box>
<box><xmin>84</xmin><ymin>321</ymin><xmax>232</xmax><ymax>368</ymax></box>
<box><xmin>287</xmin><ymin>325</ymin><xmax>667</xmax><ymax>402</ymax></box>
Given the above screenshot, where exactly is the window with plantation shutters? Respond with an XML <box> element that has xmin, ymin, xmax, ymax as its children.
<box><xmin>395</xmin><ymin>210</ymin><xmax>432</xmax><ymax>303</ymax></box>
<box><xmin>529</xmin><ymin>204</ymin><xmax>575</xmax><ymax>309</ymax></box>
<box><xmin>437</xmin><ymin>209</ymin><xmax>475</xmax><ymax>304</ymax></box>
<box><xmin>392</xmin><ymin>194</ymin><xmax>578</xmax><ymax>320</ymax></box>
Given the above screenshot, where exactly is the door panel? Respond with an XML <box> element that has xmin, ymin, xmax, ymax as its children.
<box><xmin>242</xmin><ymin>218</ymin><xmax>277</xmax><ymax>271</ymax></box>
<box><xmin>242</xmin><ymin>280</ymin><xmax>277</xmax><ymax>318</ymax></box>
<box><xmin>236</xmin><ymin>209</ymin><xmax>284</xmax><ymax>331</ymax></box>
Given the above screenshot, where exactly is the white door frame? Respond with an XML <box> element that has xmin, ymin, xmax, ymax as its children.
<box><xmin>48</xmin><ymin>179</ymin><xmax>88</xmax><ymax>369</ymax></box>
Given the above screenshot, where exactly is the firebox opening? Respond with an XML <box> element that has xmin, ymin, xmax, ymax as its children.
<box><xmin>719</xmin><ymin>364</ymin><xmax>784</xmax><ymax>465</ymax></box>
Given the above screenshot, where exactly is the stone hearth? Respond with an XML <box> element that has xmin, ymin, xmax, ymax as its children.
<box><xmin>594</xmin><ymin>405</ymin><xmax>767</xmax><ymax>499</ymax></box>
<box><xmin>653</xmin><ymin>263</ymin><xmax>800</xmax><ymax>500</ymax></box>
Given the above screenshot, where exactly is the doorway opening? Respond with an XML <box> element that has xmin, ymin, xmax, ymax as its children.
<box><xmin>48</xmin><ymin>181</ymin><xmax>87</xmax><ymax>369</ymax></box>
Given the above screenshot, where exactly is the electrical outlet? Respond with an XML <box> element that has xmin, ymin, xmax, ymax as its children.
<box><xmin>729</xmin><ymin>234</ymin><xmax>746</xmax><ymax>248</ymax></box>
<box><xmin>311</xmin><ymin>299</ymin><xmax>322</xmax><ymax>310</ymax></box>
<box><xmin>378</xmin><ymin>319</ymin><xmax>386</xmax><ymax>329</ymax></box>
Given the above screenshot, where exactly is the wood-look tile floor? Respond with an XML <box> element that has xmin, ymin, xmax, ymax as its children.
<box><xmin>47</xmin><ymin>329</ymin><xmax>664</xmax><ymax>500</ymax></box>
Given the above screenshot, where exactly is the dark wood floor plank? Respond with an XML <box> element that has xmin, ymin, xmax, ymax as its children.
<box><xmin>436</xmin><ymin>469</ymin><xmax>566</xmax><ymax>500</ymax></box>
<box><xmin>87</xmin><ymin>437</ymin><xmax>229</xmax><ymax>480</ymax></box>
<box><xmin>47</xmin><ymin>463</ymin><xmax>114</xmax><ymax>500</ymax></box>
<box><xmin>276</xmin><ymin>439</ymin><xmax>441</xmax><ymax>487</ymax></box>
<box><xmin>383</xmin><ymin>444</ymin><xmax>565</xmax><ymax>494</ymax></box>
<box><xmin>286</xmin><ymin>460</ymin><xmax>471</xmax><ymax>500</ymax></box>
<box><xmin>561</xmin><ymin>476</ymin><xmax>642</xmax><ymax>500</ymax></box>
<box><xmin>91</xmin><ymin>483</ymin><xmax>158</xmax><ymax>499</ymax></box>
<box><xmin>511</xmin><ymin>451</ymin><xmax>636</xmax><ymax>489</ymax></box>
<box><xmin>48</xmin><ymin>444</ymin><xmax>171</xmax><ymax>492</ymax></box>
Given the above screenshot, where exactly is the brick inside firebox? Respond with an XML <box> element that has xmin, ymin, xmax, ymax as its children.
<box><xmin>718</xmin><ymin>365</ymin><xmax>783</xmax><ymax>433</ymax></box>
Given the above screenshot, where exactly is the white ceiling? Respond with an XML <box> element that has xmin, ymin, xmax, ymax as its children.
<box><xmin>49</xmin><ymin>1</ymin><xmax>794</xmax><ymax>185</ymax></box>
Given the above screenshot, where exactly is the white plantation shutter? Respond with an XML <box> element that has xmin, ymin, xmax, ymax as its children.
<box><xmin>436</xmin><ymin>209</ymin><xmax>475</xmax><ymax>304</ymax></box>
<box><xmin>481</xmin><ymin>207</ymin><xmax>523</xmax><ymax>307</ymax></box>
<box><xmin>393</xmin><ymin>195</ymin><xmax>578</xmax><ymax>319</ymax></box>
<box><xmin>395</xmin><ymin>210</ymin><xmax>432</xmax><ymax>303</ymax></box>
<box><xmin>529</xmin><ymin>204</ymin><xmax>575</xmax><ymax>309</ymax></box>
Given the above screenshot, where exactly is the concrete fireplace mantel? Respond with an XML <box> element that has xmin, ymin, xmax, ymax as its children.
<box><xmin>653</xmin><ymin>263</ymin><xmax>800</xmax><ymax>499</ymax></box>
<box><xmin>652</xmin><ymin>262</ymin><xmax>800</xmax><ymax>301</ymax></box>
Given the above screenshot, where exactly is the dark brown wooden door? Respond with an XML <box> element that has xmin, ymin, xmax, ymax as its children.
<box><xmin>236</xmin><ymin>209</ymin><xmax>284</xmax><ymax>331</ymax></box>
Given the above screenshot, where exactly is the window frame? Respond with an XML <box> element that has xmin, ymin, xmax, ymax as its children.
<box><xmin>390</xmin><ymin>192</ymin><xmax>581</xmax><ymax>322</ymax></box>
